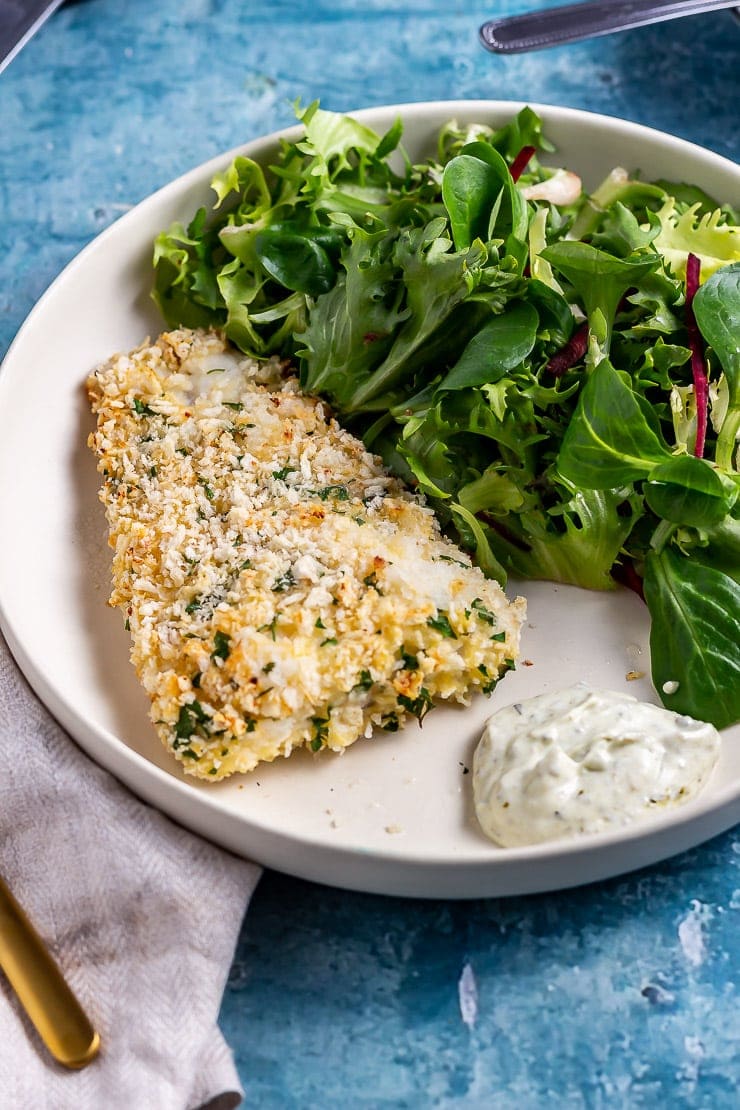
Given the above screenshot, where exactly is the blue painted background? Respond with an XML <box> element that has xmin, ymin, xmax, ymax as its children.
<box><xmin>1</xmin><ymin>1</ymin><xmax>739</xmax><ymax>1105</ymax></box>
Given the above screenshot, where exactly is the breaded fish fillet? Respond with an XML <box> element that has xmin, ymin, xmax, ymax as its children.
<box><xmin>87</xmin><ymin>328</ymin><xmax>526</xmax><ymax>780</ymax></box>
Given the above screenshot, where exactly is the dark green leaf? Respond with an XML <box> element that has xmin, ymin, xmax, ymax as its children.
<box><xmin>692</xmin><ymin>263</ymin><xmax>740</xmax><ymax>399</ymax></box>
<box><xmin>644</xmin><ymin>455</ymin><xmax>737</xmax><ymax>527</ymax></box>
<box><xmin>488</xmin><ymin>106</ymin><xmax>554</xmax><ymax>160</ymax></box>
<box><xmin>591</xmin><ymin>202</ymin><xmax>660</xmax><ymax>257</ymax></box>
<box><xmin>442</xmin><ymin>140</ymin><xmax>528</xmax><ymax>252</ymax></box>
<box><xmin>542</xmin><ymin>241</ymin><xmax>657</xmax><ymax>348</ymax></box>
<box><xmin>253</xmin><ymin>229</ymin><xmax>335</xmax><ymax>296</ymax></box>
<box><xmin>298</xmin><ymin>224</ymin><xmax>405</xmax><ymax>404</ymax></box>
<box><xmin>557</xmin><ymin>360</ymin><xmax>671</xmax><ymax>488</ymax></box>
<box><xmin>693</xmin><ymin>262</ymin><xmax>740</xmax><ymax>471</ymax></box>
<box><xmin>353</xmin><ymin>669</ymin><xmax>375</xmax><ymax>691</ymax></box>
<box><xmin>341</xmin><ymin>225</ymin><xmax>487</xmax><ymax>412</ymax></box>
<box><xmin>651</xmin><ymin>179</ymin><xmax>735</xmax><ymax>221</ymax></box>
<box><xmin>442</xmin><ymin>154</ymin><xmax>503</xmax><ymax>251</ymax></box>
<box><xmin>697</xmin><ymin>517</ymin><xmax>740</xmax><ymax>585</ymax></box>
<box><xmin>375</xmin><ymin>115</ymin><xmax>403</xmax><ymax>159</ymax></box>
<box><xmin>459</xmin><ymin>141</ymin><xmax>529</xmax><ymax>242</ymax></box>
<box><xmin>310</xmin><ymin>714</ymin><xmax>330</xmax><ymax>751</ymax></box>
<box><xmin>526</xmin><ymin>279</ymin><xmax>575</xmax><ymax>346</ymax></box>
<box><xmin>644</xmin><ymin>546</ymin><xmax>740</xmax><ymax>729</ymax></box>
<box><xmin>439</xmin><ymin>302</ymin><xmax>539</xmax><ymax>391</ymax></box>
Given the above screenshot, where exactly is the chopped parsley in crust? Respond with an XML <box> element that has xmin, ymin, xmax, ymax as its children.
<box><xmin>86</xmin><ymin>328</ymin><xmax>526</xmax><ymax>780</ymax></box>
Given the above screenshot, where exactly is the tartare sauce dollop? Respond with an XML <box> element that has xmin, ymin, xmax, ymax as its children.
<box><xmin>472</xmin><ymin>683</ymin><xmax>720</xmax><ymax>847</ymax></box>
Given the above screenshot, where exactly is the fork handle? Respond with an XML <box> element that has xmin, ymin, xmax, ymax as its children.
<box><xmin>480</xmin><ymin>0</ymin><xmax>740</xmax><ymax>53</ymax></box>
<box><xmin>0</xmin><ymin>875</ymin><xmax>100</xmax><ymax>1068</ymax></box>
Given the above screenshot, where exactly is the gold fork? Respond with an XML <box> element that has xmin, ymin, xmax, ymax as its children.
<box><xmin>0</xmin><ymin>874</ymin><xmax>100</xmax><ymax>1068</ymax></box>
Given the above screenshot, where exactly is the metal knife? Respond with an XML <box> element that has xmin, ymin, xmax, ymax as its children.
<box><xmin>480</xmin><ymin>0</ymin><xmax>740</xmax><ymax>54</ymax></box>
<box><xmin>0</xmin><ymin>0</ymin><xmax>66</xmax><ymax>75</ymax></box>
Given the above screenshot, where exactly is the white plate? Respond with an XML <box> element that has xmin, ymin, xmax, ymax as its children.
<box><xmin>1</xmin><ymin>101</ymin><xmax>738</xmax><ymax>898</ymax></box>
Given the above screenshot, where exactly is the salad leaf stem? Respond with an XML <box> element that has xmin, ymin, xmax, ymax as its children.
<box><xmin>685</xmin><ymin>252</ymin><xmax>709</xmax><ymax>458</ymax></box>
<box><xmin>509</xmin><ymin>145</ymin><xmax>536</xmax><ymax>183</ymax></box>
<box><xmin>610</xmin><ymin>558</ymin><xmax>645</xmax><ymax>600</ymax></box>
<box><xmin>546</xmin><ymin>322</ymin><xmax>589</xmax><ymax>377</ymax></box>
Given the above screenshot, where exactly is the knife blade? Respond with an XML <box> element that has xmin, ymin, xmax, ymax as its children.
<box><xmin>0</xmin><ymin>0</ymin><xmax>66</xmax><ymax>75</ymax></box>
<box><xmin>480</xmin><ymin>0</ymin><xmax>740</xmax><ymax>54</ymax></box>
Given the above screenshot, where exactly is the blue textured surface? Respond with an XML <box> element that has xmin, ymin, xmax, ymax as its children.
<box><xmin>1</xmin><ymin>1</ymin><xmax>739</xmax><ymax>1105</ymax></box>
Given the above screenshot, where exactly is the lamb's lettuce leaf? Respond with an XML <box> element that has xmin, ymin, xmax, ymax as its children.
<box><xmin>644</xmin><ymin>545</ymin><xmax>740</xmax><ymax>730</ymax></box>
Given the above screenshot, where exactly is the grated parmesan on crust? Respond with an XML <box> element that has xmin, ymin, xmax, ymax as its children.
<box><xmin>86</xmin><ymin>328</ymin><xmax>526</xmax><ymax>780</ymax></box>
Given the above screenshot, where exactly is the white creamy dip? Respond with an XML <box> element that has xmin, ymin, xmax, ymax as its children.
<box><xmin>472</xmin><ymin>683</ymin><xmax>720</xmax><ymax>847</ymax></box>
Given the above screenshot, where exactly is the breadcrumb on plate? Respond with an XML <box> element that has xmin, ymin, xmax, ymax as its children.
<box><xmin>86</xmin><ymin>328</ymin><xmax>526</xmax><ymax>780</ymax></box>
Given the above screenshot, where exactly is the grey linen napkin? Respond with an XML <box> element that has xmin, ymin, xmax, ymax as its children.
<box><xmin>0</xmin><ymin>631</ymin><xmax>261</xmax><ymax>1110</ymax></box>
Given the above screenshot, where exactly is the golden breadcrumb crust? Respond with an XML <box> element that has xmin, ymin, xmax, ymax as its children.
<box><xmin>87</xmin><ymin>328</ymin><xmax>526</xmax><ymax>779</ymax></box>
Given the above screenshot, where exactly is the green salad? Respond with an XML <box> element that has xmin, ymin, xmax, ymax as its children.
<box><xmin>152</xmin><ymin>102</ymin><xmax>740</xmax><ymax>729</ymax></box>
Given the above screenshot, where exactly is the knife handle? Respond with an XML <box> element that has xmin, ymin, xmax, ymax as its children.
<box><xmin>0</xmin><ymin>875</ymin><xmax>100</xmax><ymax>1069</ymax></box>
<box><xmin>480</xmin><ymin>0</ymin><xmax>740</xmax><ymax>53</ymax></box>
